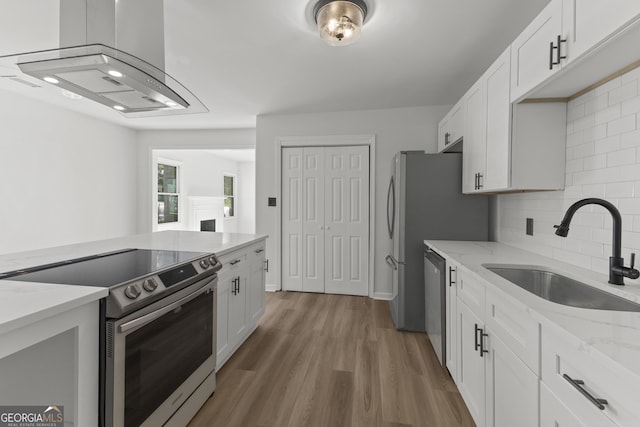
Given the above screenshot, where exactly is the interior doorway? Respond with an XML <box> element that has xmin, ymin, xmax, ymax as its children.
<box><xmin>151</xmin><ymin>149</ymin><xmax>256</xmax><ymax>234</ymax></box>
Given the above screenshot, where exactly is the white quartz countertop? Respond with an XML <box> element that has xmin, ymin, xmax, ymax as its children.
<box><xmin>424</xmin><ymin>240</ymin><xmax>640</xmax><ymax>381</ymax></box>
<box><xmin>0</xmin><ymin>231</ymin><xmax>267</xmax><ymax>335</ymax></box>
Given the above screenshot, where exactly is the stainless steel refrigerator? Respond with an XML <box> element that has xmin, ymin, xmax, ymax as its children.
<box><xmin>385</xmin><ymin>151</ymin><xmax>489</xmax><ymax>333</ymax></box>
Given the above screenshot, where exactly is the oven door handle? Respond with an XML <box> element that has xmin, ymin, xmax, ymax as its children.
<box><xmin>119</xmin><ymin>279</ymin><xmax>215</xmax><ymax>334</ymax></box>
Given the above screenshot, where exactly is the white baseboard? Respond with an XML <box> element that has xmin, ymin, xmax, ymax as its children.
<box><xmin>372</xmin><ymin>291</ymin><xmax>392</xmax><ymax>300</ymax></box>
<box><xmin>265</xmin><ymin>283</ymin><xmax>280</xmax><ymax>292</ymax></box>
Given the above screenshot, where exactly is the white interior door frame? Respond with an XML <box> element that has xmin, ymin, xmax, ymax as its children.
<box><xmin>276</xmin><ymin>134</ymin><xmax>376</xmax><ymax>297</ymax></box>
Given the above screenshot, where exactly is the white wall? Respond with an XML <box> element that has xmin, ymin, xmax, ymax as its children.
<box><xmin>238</xmin><ymin>161</ymin><xmax>256</xmax><ymax>234</ymax></box>
<box><xmin>498</xmin><ymin>67</ymin><xmax>640</xmax><ymax>276</ymax></box>
<box><xmin>0</xmin><ymin>90</ymin><xmax>138</xmax><ymax>255</ymax></box>
<box><xmin>136</xmin><ymin>129</ymin><xmax>256</xmax><ymax>233</ymax></box>
<box><xmin>255</xmin><ymin>106</ymin><xmax>449</xmax><ymax>298</ymax></box>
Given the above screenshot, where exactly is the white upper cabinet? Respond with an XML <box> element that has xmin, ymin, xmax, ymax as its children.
<box><xmin>463</xmin><ymin>46</ymin><xmax>567</xmax><ymax>194</ymax></box>
<box><xmin>510</xmin><ymin>0</ymin><xmax>563</xmax><ymax>102</ymax></box>
<box><xmin>462</xmin><ymin>79</ymin><xmax>486</xmax><ymax>193</ymax></box>
<box><xmin>437</xmin><ymin>98</ymin><xmax>464</xmax><ymax>152</ymax></box>
<box><xmin>563</xmin><ymin>0</ymin><xmax>640</xmax><ymax>65</ymax></box>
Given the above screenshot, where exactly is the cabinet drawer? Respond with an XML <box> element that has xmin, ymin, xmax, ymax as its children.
<box><xmin>485</xmin><ymin>287</ymin><xmax>539</xmax><ymax>374</ymax></box>
<box><xmin>540</xmin><ymin>382</ymin><xmax>614</xmax><ymax>427</ymax></box>
<box><xmin>542</xmin><ymin>327</ymin><xmax>640</xmax><ymax>426</ymax></box>
<box><xmin>248</xmin><ymin>241</ymin><xmax>266</xmax><ymax>261</ymax></box>
<box><xmin>457</xmin><ymin>270</ymin><xmax>485</xmax><ymax>319</ymax></box>
<box><xmin>218</xmin><ymin>251</ymin><xmax>248</xmax><ymax>275</ymax></box>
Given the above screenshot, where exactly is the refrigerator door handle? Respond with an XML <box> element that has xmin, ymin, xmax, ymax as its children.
<box><xmin>387</xmin><ymin>176</ymin><xmax>395</xmax><ymax>239</ymax></box>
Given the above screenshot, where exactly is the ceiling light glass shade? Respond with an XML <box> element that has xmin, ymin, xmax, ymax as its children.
<box><xmin>314</xmin><ymin>0</ymin><xmax>368</xmax><ymax>46</ymax></box>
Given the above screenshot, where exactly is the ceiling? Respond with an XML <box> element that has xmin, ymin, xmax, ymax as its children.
<box><xmin>0</xmin><ymin>0</ymin><xmax>550</xmax><ymax>130</ymax></box>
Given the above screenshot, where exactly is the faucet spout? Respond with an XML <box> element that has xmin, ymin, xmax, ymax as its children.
<box><xmin>554</xmin><ymin>198</ymin><xmax>636</xmax><ymax>285</ymax></box>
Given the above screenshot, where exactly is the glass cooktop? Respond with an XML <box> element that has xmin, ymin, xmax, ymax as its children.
<box><xmin>0</xmin><ymin>249</ymin><xmax>208</xmax><ymax>288</ymax></box>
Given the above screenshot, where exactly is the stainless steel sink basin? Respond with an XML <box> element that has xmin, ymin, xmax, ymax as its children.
<box><xmin>484</xmin><ymin>264</ymin><xmax>640</xmax><ymax>312</ymax></box>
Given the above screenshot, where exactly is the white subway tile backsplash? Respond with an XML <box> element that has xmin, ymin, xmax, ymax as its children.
<box><xmin>584</xmin><ymin>154</ymin><xmax>607</xmax><ymax>170</ymax></box>
<box><xmin>595</xmin><ymin>76</ymin><xmax>621</xmax><ymax>95</ymax></box>
<box><xmin>621</xmin><ymin>129</ymin><xmax>640</xmax><ymax>148</ymax></box>
<box><xmin>585</xmin><ymin>93</ymin><xmax>608</xmax><ymax>115</ymax></box>
<box><xmin>596</xmin><ymin>105</ymin><xmax>621</xmax><ymax>125</ymax></box>
<box><xmin>583</xmin><ymin>124</ymin><xmax>607</xmax><ymax>142</ymax></box>
<box><xmin>609</xmin><ymin>80</ymin><xmax>638</xmax><ymax>106</ymax></box>
<box><xmin>607</xmin><ymin>114</ymin><xmax>637</xmax><ymax>136</ymax></box>
<box><xmin>606</xmin><ymin>182</ymin><xmax>634</xmax><ymax>198</ymax></box>
<box><xmin>607</xmin><ymin>147</ymin><xmax>637</xmax><ymax>167</ymax></box>
<box><xmin>498</xmin><ymin>66</ymin><xmax>640</xmax><ymax>277</ymax></box>
<box><xmin>594</xmin><ymin>135</ymin><xmax>621</xmax><ymax>153</ymax></box>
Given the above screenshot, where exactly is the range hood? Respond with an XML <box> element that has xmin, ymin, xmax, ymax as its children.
<box><xmin>0</xmin><ymin>0</ymin><xmax>207</xmax><ymax>118</ymax></box>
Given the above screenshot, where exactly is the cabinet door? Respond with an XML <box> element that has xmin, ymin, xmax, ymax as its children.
<box><xmin>540</xmin><ymin>382</ymin><xmax>599</xmax><ymax>427</ymax></box>
<box><xmin>228</xmin><ymin>273</ymin><xmax>247</xmax><ymax>347</ymax></box>
<box><xmin>457</xmin><ymin>300</ymin><xmax>485</xmax><ymax>427</ymax></box>
<box><xmin>484</xmin><ymin>47</ymin><xmax>512</xmax><ymax>192</ymax></box>
<box><xmin>485</xmin><ymin>331</ymin><xmax>538</xmax><ymax>427</ymax></box>
<box><xmin>563</xmin><ymin>0</ymin><xmax>640</xmax><ymax>62</ymax></box>
<box><xmin>510</xmin><ymin>0</ymin><xmax>562</xmax><ymax>101</ymax></box>
<box><xmin>462</xmin><ymin>79</ymin><xmax>486</xmax><ymax>194</ymax></box>
<box><xmin>448</xmin><ymin>100</ymin><xmax>465</xmax><ymax>146</ymax></box>
<box><xmin>446</xmin><ymin>262</ymin><xmax>458</xmax><ymax>381</ymax></box>
<box><xmin>247</xmin><ymin>254</ymin><xmax>266</xmax><ymax>325</ymax></box>
<box><xmin>216</xmin><ymin>273</ymin><xmax>231</xmax><ymax>370</ymax></box>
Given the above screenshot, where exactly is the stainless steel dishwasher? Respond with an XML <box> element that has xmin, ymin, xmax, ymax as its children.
<box><xmin>424</xmin><ymin>245</ymin><xmax>446</xmax><ymax>366</ymax></box>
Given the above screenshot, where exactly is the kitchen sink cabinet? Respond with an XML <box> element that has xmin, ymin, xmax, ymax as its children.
<box><xmin>216</xmin><ymin>239</ymin><xmax>266</xmax><ymax>371</ymax></box>
<box><xmin>510</xmin><ymin>0</ymin><xmax>563</xmax><ymax>102</ymax></box>
<box><xmin>438</xmin><ymin>98</ymin><xmax>465</xmax><ymax>153</ymax></box>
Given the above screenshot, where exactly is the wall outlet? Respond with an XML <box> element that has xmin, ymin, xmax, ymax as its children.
<box><xmin>268</xmin><ymin>197</ymin><xmax>277</xmax><ymax>207</ymax></box>
<box><xmin>526</xmin><ymin>218</ymin><xmax>534</xmax><ymax>236</ymax></box>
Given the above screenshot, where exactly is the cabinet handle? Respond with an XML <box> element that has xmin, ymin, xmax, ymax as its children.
<box><xmin>474</xmin><ymin>173</ymin><xmax>478</xmax><ymax>190</ymax></box>
<box><xmin>474</xmin><ymin>324</ymin><xmax>481</xmax><ymax>352</ymax></box>
<box><xmin>236</xmin><ymin>276</ymin><xmax>241</xmax><ymax>294</ymax></box>
<box><xmin>255</xmin><ymin>248</ymin><xmax>264</xmax><ymax>254</ymax></box>
<box><xmin>449</xmin><ymin>266</ymin><xmax>456</xmax><ymax>287</ymax></box>
<box><xmin>550</xmin><ymin>35</ymin><xmax>567</xmax><ymax>69</ymax></box>
<box><xmin>562</xmin><ymin>374</ymin><xmax>608</xmax><ymax>410</ymax></box>
<box><xmin>480</xmin><ymin>330</ymin><xmax>489</xmax><ymax>357</ymax></box>
<box><xmin>477</xmin><ymin>173</ymin><xmax>483</xmax><ymax>190</ymax></box>
<box><xmin>264</xmin><ymin>259</ymin><xmax>269</xmax><ymax>272</ymax></box>
<box><xmin>230</xmin><ymin>259</ymin><xmax>241</xmax><ymax>265</ymax></box>
<box><xmin>445</xmin><ymin>132</ymin><xmax>451</xmax><ymax>145</ymax></box>
<box><xmin>231</xmin><ymin>278</ymin><xmax>237</xmax><ymax>295</ymax></box>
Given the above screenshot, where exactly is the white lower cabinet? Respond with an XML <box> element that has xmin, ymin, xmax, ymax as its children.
<box><xmin>540</xmin><ymin>382</ymin><xmax>609</xmax><ymax>427</ymax></box>
<box><xmin>453</xmin><ymin>259</ymin><xmax>540</xmax><ymax>427</ymax></box>
<box><xmin>445</xmin><ymin>261</ymin><xmax>459</xmax><ymax>380</ymax></box>
<box><xmin>216</xmin><ymin>239</ymin><xmax>266</xmax><ymax>370</ymax></box>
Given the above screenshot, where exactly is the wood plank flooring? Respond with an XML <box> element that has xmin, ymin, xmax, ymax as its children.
<box><xmin>188</xmin><ymin>292</ymin><xmax>475</xmax><ymax>427</ymax></box>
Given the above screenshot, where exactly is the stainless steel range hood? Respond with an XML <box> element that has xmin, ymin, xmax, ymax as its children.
<box><xmin>0</xmin><ymin>0</ymin><xmax>207</xmax><ymax>118</ymax></box>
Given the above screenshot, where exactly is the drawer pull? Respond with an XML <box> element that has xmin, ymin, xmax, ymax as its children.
<box><xmin>562</xmin><ymin>374</ymin><xmax>608</xmax><ymax>410</ymax></box>
<box><xmin>255</xmin><ymin>248</ymin><xmax>264</xmax><ymax>254</ymax></box>
<box><xmin>230</xmin><ymin>259</ymin><xmax>241</xmax><ymax>265</ymax></box>
<box><xmin>449</xmin><ymin>266</ymin><xmax>456</xmax><ymax>287</ymax></box>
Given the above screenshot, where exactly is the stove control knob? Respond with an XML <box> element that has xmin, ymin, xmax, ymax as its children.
<box><xmin>124</xmin><ymin>284</ymin><xmax>142</xmax><ymax>300</ymax></box>
<box><xmin>209</xmin><ymin>255</ymin><xmax>218</xmax><ymax>266</ymax></box>
<box><xmin>199</xmin><ymin>259</ymin><xmax>210</xmax><ymax>269</ymax></box>
<box><xmin>143</xmin><ymin>278</ymin><xmax>158</xmax><ymax>292</ymax></box>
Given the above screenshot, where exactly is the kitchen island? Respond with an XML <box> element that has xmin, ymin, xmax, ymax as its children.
<box><xmin>0</xmin><ymin>230</ymin><xmax>267</xmax><ymax>427</ymax></box>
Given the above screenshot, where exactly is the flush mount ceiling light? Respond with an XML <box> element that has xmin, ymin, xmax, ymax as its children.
<box><xmin>313</xmin><ymin>0</ymin><xmax>368</xmax><ymax>46</ymax></box>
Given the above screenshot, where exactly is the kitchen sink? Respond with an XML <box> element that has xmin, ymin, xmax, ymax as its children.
<box><xmin>483</xmin><ymin>264</ymin><xmax>640</xmax><ymax>312</ymax></box>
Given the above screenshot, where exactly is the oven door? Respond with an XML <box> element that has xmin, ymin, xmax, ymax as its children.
<box><xmin>106</xmin><ymin>275</ymin><xmax>217</xmax><ymax>427</ymax></box>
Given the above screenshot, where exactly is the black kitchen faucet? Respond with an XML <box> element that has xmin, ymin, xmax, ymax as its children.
<box><xmin>554</xmin><ymin>198</ymin><xmax>639</xmax><ymax>285</ymax></box>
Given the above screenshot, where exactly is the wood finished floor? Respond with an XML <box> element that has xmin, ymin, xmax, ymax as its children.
<box><xmin>188</xmin><ymin>292</ymin><xmax>474</xmax><ymax>427</ymax></box>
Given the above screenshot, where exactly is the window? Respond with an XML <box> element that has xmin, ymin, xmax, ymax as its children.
<box><xmin>223</xmin><ymin>174</ymin><xmax>236</xmax><ymax>218</ymax></box>
<box><xmin>157</xmin><ymin>163</ymin><xmax>180</xmax><ymax>223</ymax></box>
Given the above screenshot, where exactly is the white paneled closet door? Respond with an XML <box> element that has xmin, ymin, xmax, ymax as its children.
<box><xmin>301</xmin><ymin>147</ymin><xmax>325</xmax><ymax>293</ymax></box>
<box><xmin>282</xmin><ymin>148</ymin><xmax>303</xmax><ymax>291</ymax></box>
<box><xmin>282</xmin><ymin>145</ymin><xmax>369</xmax><ymax>296</ymax></box>
<box><xmin>324</xmin><ymin>146</ymin><xmax>369</xmax><ymax>296</ymax></box>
